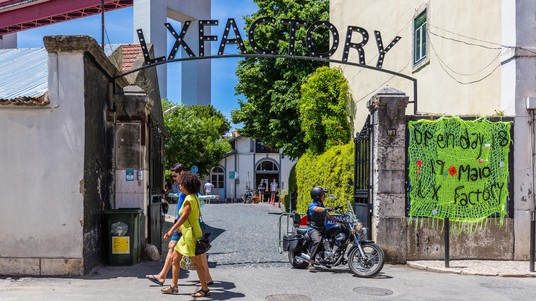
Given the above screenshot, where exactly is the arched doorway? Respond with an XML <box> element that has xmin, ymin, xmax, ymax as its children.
<box><xmin>255</xmin><ymin>159</ymin><xmax>279</xmax><ymax>202</ymax></box>
<box><xmin>209</xmin><ymin>166</ymin><xmax>225</xmax><ymax>201</ymax></box>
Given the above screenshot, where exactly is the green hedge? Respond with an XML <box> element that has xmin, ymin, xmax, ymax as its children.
<box><xmin>294</xmin><ymin>143</ymin><xmax>354</xmax><ymax>213</ymax></box>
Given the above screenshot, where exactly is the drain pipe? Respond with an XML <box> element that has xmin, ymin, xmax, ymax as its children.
<box><xmin>530</xmin><ymin>109</ymin><xmax>535</xmax><ymax>272</ymax></box>
<box><xmin>526</xmin><ymin>97</ymin><xmax>536</xmax><ymax>272</ymax></box>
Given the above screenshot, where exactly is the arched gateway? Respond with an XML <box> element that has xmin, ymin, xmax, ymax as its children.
<box><xmin>113</xmin><ymin>17</ymin><xmax>418</xmax><ymax>114</ymax></box>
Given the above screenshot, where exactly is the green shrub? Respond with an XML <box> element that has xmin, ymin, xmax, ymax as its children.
<box><xmin>283</xmin><ymin>194</ymin><xmax>290</xmax><ymax>213</ymax></box>
<box><xmin>295</xmin><ymin>143</ymin><xmax>354</xmax><ymax>213</ymax></box>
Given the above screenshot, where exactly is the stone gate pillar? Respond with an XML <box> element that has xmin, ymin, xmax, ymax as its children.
<box><xmin>367</xmin><ymin>87</ymin><xmax>409</xmax><ymax>263</ymax></box>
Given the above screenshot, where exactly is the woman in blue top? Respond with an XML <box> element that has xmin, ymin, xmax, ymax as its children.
<box><xmin>146</xmin><ymin>163</ymin><xmax>186</xmax><ymax>286</ymax></box>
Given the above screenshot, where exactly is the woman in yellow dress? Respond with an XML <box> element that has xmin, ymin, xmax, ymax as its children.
<box><xmin>161</xmin><ymin>172</ymin><xmax>210</xmax><ymax>297</ymax></box>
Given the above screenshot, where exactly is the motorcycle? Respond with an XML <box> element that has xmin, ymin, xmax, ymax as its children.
<box><xmin>281</xmin><ymin>200</ymin><xmax>385</xmax><ymax>277</ymax></box>
<box><xmin>242</xmin><ymin>187</ymin><xmax>253</xmax><ymax>204</ymax></box>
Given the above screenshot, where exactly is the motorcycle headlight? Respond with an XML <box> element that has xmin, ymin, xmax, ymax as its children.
<box><xmin>361</xmin><ymin>227</ymin><xmax>369</xmax><ymax>241</ymax></box>
<box><xmin>352</xmin><ymin>222</ymin><xmax>363</xmax><ymax>234</ymax></box>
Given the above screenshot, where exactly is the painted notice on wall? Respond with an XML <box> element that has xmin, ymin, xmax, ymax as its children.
<box><xmin>407</xmin><ymin>117</ymin><xmax>511</xmax><ymax>223</ymax></box>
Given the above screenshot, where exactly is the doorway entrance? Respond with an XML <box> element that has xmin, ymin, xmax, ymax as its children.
<box><xmin>209</xmin><ymin>166</ymin><xmax>225</xmax><ymax>202</ymax></box>
<box><xmin>255</xmin><ymin>159</ymin><xmax>279</xmax><ymax>202</ymax></box>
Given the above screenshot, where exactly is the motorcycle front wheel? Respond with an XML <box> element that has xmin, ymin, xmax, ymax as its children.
<box><xmin>348</xmin><ymin>243</ymin><xmax>385</xmax><ymax>277</ymax></box>
<box><xmin>288</xmin><ymin>250</ymin><xmax>309</xmax><ymax>269</ymax></box>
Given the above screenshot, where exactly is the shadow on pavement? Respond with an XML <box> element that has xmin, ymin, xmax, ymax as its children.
<box><xmin>84</xmin><ymin>261</ymin><xmax>190</xmax><ymax>280</ymax></box>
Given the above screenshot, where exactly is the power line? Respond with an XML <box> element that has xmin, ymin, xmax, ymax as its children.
<box><xmin>428</xmin><ymin>31</ymin><xmax>503</xmax><ymax>77</ymax></box>
<box><xmin>429</xmin><ymin>23</ymin><xmax>536</xmax><ymax>55</ymax></box>
<box><xmin>354</xmin><ymin>60</ymin><xmax>410</xmax><ymax>104</ymax></box>
<box><xmin>348</xmin><ymin>14</ymin><xmax>415</xmax><ymax>82</ymax></box>
<box><xmin>429</xmin><ymin>37</ymin><xmax>501</xmax><ymax>85</ymax></box>
<box><xmin>428</xmin><ymin>30</ymin><xmax>501</xmax><ymax>50</ymax></box>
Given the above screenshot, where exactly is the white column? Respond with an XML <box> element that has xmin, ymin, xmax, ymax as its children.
<box><xmin>133</xmin><ymin>0</ymin><xmax>211</xmax><ymax>105</ymax></box>
<box><xmin>133</xmin><ymin>0</ymin><xmax>168</xmax><ymax>99</ymax></box>
<box><xmin>501</xmin><ymin>0</ymin><xmax>536</xmax><ymax>259</ymax></box>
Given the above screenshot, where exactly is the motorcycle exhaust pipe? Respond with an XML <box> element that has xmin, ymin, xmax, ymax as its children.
<box><xmin>299</xmin><ymin>253</ymin><xmax>310</xmax><ymax>262</ymax></box>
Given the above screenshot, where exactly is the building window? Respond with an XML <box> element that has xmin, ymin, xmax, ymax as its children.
<box><xmin>256</xmin><ymin>160</ymin><xmax>279</xmax><ymax>172</ymax></box>
<box><xmin>413</xmin><ymin>10</ymin><xmax>427</xmax><ymax>65</ymax></box>
<box><xmin>210</xmin><ymin>166</ymin><xmax>224</xmax><ymax>188</ymax></box>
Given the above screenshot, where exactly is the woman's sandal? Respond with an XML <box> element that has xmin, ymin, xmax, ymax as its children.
<box><xmin>191</xmin><ymin>288</ymin><xmax>210</xmax><ymax>297</ymax></box>
<box><xmin>161</xmin><ymin>285</ymin><xmax>179</xmax><ymax>294</ymax></box>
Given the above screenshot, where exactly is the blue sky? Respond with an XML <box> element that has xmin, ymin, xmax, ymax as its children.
<box><xmin>17</xmin><ymin>0</ymin><xmax>258</xmax><ymax>127</ymax></box>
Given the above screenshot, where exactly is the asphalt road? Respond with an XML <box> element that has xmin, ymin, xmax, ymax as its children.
<box><xmin>2</xmin><ymin>203</ymin><xmax>536</xmax><ymax>301</ymax></box>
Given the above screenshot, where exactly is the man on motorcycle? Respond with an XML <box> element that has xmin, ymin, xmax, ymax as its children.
<box><xmin>307</xmin><ymin>186</ymin><xmax>340</xmax><ymax>270</ymax></box>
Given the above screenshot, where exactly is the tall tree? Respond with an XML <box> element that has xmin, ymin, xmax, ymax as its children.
<box><xmin>231</xmin><ymin>0</ymin><xmax>330</xmax><ymax>159</ymax></box>
<box><xmin>189</xmin><ymin>104</ymin><xmax>231</xmax><ymax>136</ymax></box>
<box><xmin>299</xmin><ymin>66</ymin><xmax>354</xmax><ymax>155</ymax></box>
<box><xmin>163</xmin><ymin>100</ymin><xmax>232</xmax><ymax>176</ymax></box>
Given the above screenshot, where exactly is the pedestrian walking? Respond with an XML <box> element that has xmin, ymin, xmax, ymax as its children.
<box><xmin>161</xmin><ymin>172</ymin><xmax>211</xmax><ymax>297</ymax></box>
<box><xmin>145</xmin><ymin>163</ymin><xmax>186</xmax><ymax>286</ymax></box>
<box><xmin>204</xmin><ymin>181</ymin><xmax>214</xmax><ymax>204</ymax></box>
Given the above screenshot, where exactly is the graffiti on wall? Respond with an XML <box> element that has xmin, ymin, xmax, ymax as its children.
<box><xmin>407</xmin><ymin>117</ymin><xmax>512</xmax><ymax>223</ymax></box>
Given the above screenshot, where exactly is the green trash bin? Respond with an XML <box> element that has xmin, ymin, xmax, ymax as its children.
<box><xmin>104</xmin><ymin>208</ymin><xmax>143</xmax><ymax>266</ymax></box>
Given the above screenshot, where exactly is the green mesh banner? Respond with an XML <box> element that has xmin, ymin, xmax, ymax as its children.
<box><xmin>408</xmin><ymin>117</ymin><xmax>511</xmax><ymax>224</ymax></box>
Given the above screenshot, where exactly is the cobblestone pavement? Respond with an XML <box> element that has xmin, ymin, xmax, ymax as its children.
<box><xmin>166</xmin><ymin>201</ymin><xmax>290</xmax><ymax>269</ymax></box>
<box><xmin>168</xmin><ymin>202</ymin><xmax>536</xmax><ymax>277</ymax></box>
<box><xmin>3</xmin><ymin>202</ymin><xmax>536</xmax><ymax>300</ymax></box>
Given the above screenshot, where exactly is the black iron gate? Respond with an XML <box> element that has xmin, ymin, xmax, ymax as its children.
<box><xmin>354</xmin><ymin>115</ymin><xmax>373</xmax><ymax>229</ymax></box>
<box><xmin>148</xmin><ymin>117</ymin><xmax>165</xmax><ymax>252</ymax></box>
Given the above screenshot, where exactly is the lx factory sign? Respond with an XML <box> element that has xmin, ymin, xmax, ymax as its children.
<box><xmin>136</xmin><ymin>17</ymin><xmax>402</xmax><ymax>69</ymax></box>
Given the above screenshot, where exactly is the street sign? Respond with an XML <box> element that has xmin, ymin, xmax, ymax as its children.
<box><xmin>229</xmin><ymin>171</ymin><xmax>238</xmax><ymax>180</ymax></box>
<box><xmin>190</xmin><ymin>165</ymin><xmax>198</xmax><ymax>173</ymax></box>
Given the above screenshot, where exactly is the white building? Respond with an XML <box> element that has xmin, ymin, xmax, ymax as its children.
<box><xmin>208</xmin><ymin>136</ymin><xmax>296</xmax><ymax>203</ymax></box>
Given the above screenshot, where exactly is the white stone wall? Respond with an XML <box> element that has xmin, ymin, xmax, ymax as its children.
<box><xmin>0</xmin><ymin>52</ymin><xmax>85</xmax><ymax>272</ymax></box>
<box><xmin>220</xmin><ymin>137</ymin><xmax>296</xmax><ymax>201</ymax></box>
<box><xmin>330</xmin><ymin>0</ymin><xmax>502</xmax><ymax>126</ymax></box>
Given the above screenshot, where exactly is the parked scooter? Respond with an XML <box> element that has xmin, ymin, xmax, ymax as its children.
<box><xmin>242</xmin><ymin>186</ymin><xmax>254</xmax><ymax>204</ymax></box>
<box><xmin>280</xmin><ymin>200</ymin><xmax>385</xmax><ymax>277</ymax></box>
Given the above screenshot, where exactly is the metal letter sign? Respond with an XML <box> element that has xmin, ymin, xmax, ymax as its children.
<box><xmin>118</xmin><ymin>17</ymin><xmax>419</xmax><ymax>114</ymax></box>
<box><xmin>136</xmin><ymin>17</ymin><xmax>401</xmax><ymax>68</ymax></box>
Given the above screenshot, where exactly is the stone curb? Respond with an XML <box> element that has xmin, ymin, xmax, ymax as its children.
<box><xmin>406</xmin><ymin>261</ymin><xmax>536</xmax><ymax>278</ymax></box>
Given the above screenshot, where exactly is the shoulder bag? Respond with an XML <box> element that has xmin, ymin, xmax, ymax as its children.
<box><xmin>188</xmin><ymin>195</ymin><xmax>212</xmax><ymax>255</ymax></box>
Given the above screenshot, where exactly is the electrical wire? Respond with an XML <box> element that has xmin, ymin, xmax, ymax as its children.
<box><xmin>348</xmin><ymin>14</ymin><xmax>415</xmax><ymax>82</ymax></box>
<box><xmin>428</xmin><ymin>30</ymin><xmax>501</xmax><ymax>50</ymax></box>
<box><xmin>354</xmin><ymin>60</ymin><xmax>411</xmax><ymax>105</ymax></box>
<box><xmin>429</xmin><ymin>37</ymin><xmax>501</xmax><ymax>85</ymax></box>
<box><xmin>429</xmin><ymin>23</ymin><xmax>536</xmax><ymax>55</ymax></box>
<box><xmin>105</xmin><ymin>27</ymin><xmax>114</xmax><ymax>54</ymax></box>
<box><xmin>428</xmin><ymin>30</ymin><xmax>504</xmax><ymax>77</ymax></box>
<box><xmin>428</xmin><ymin>24</ymin><xmax>501</xmax><ymax>49</ymax></box>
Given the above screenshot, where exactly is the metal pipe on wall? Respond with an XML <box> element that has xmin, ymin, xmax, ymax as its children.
<box><xmin>529</xmin><ymin>110</ymin><xmax>535</xmax><ymax>272</ymax></box>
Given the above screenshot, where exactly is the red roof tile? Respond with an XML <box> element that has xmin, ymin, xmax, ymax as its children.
<box><xmin>120</xmin><ymin>44</ymin><xmax>141</xmax><ymax>73</ymax></box>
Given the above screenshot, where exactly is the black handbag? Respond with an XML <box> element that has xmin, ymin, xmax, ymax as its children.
<box><xmin>195</xmin><ymin>232</ymin><xmax>212</xmax><ymax>255</ymax></box>
<box><xmin>188</xmin><ymin>195</ymin><xmax>212</xmax><ymax>255</ymax></box>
